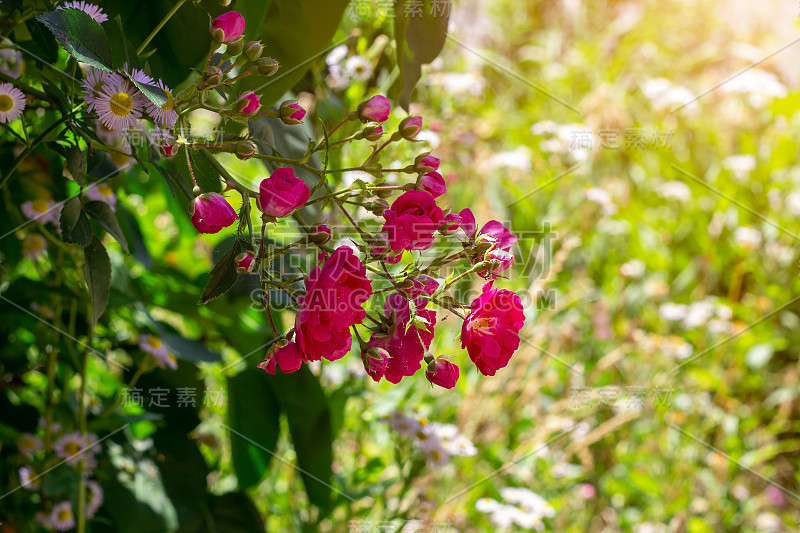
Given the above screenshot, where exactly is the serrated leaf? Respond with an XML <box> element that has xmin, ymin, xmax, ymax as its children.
<box><xmin>199</xmin><ymin>241</ymin><xmax>241</xmax><ymax>305</ymax></box>
<box><xmin>186</xmin><ymin>149</ymin><xmax>223</xmax><ymax>194</ymax></box>
<box><xmin>84</xmin><ymin>237</ymin><xmax>111</xmax><ymax>332</ymax></box>
<box><xmin>127</xmin><ymin>73</ymin><xmax>167</xmax><ymax>108</ymax></box>
<box><xmin>66</xmin><ymin>145</ymin><xmax>86</xmax><ymax>186</ymax></box>
<box><xmin>84</xmin><ymin>200</ymin><xmax>129</xmax><ymax>253</ymax></box>
<box><xmin>36</xmin><ymin>8</ymin><xmax>112</xmax><ymax>71</ymax></box>
<box><xmin>60</xmin><ymin>196</ymin><xmax>93</xmax><ymax>246</ymax></box>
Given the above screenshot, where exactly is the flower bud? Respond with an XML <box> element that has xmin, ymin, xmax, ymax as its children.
<box><xmin>362</xmin><ymin>345</ymin><xmax>390</xmax><ymax>382</ymax></box>
<box><xmin>257</xmin><ymin>57</ymin><xmax>279</xmax><ymax>76</ymax></box>
<box><xmin>357</xmin><ymin>95</ymin><xmax>391</xmax><ymax>123</ymax></box>
<box><xmin>211</xmin><ymin>11</ymin><xmax>246</xmax><ymax>43</ymax></box>
<box><xmin>398</xmin><ymin>115</ymin><xmax>423</xmax><ymax>140</ymax></box>
<box><xmin>225</xmin><ymin>38</ymin><xmax>244</xmax><ymax>58</ymax></box>
<box><xmin>279</xmin><ymin>100</ymin><xmax>306</xmax><ymax>125</ymax></box>
<box><xmin>190</xmin><ymin>193</ymin><xmax>238</xmax><ymax>234</ymax></box>
<box><xmin>418</xmin><ymin>171</ymin><xmax>446</xmax><ymax>198</ymax></box>
<box><xmin>438</xmin><ymin>212</ymin><xmax>462</xmax><ymax>236</ymax></box>
<box><xmin>310</xmin><ymin>224</ymin><xmax>332</xmax><ymax>245</ymax></box>
<box><xmin>199</xmin><ymin>66</ymin><xmax>222</xmax><ymax>89</ymax></box>
<box><xmin>235</xmin><ymin>252</ymin><xmax>255</xmax><ymax>273</ymax></box>
<box><xmin>211</xmin><ymin>27</ymin><xmax>226</xmax><ymax>43</ymax></box>
<box><xmin>366</xmin><ymin>198</ymin><xmax>389</xmax><ymax>216</ymax></box>
<box><xmin>414</xmin><ymin>152</ymin><xmax>440</xmax><ymax>173</ymax></box>
<box><xmin>236</xmin><ymin>92</ymin><xmax>260</xmax><ymax>114</ymax></box>
<box><xmin>244</xmin><ymin>41</ymin><xmax>263</xmax><ymax>61</ymax></box>
<box><xmin>235</xmin><ymin>140</ymin><xmax>257</xmax><ymax>160</ymax></box>
<box><xmin>361</xmin><ymin>122</ymin><xmax>383</xmax><ymax>142</ymax></box>
<box><xmin>425</xmin><ymin>359</ymin><xmax>460</xmax><ymax>389</ymax></box>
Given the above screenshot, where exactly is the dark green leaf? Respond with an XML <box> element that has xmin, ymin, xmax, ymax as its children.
<box><xmin>60</xmin><ymin>196</ymin><xmax>93</xmax><ymax>246</ymax></box>
<box><xmin>85</xmin><ymin>200</ymin><xmax>129</xmax><ymax>253</ymax></box>
<box><xmin>128</xmin><ymin>73</ymin><xmax>168</xmax><ymax>108</ymax></box>
<box><xmin>66</xmin><ymin>145</ymin><xmax>86</xmax><ymax>186</ymax></box>
<box><xmin>21</xmin><ymin>19</ymin><xmax>59</xmax><ymax>65</ymax></box>
<box><xmin>153</xmin><ymin>163</ymin><xmax>192</xmax><ymax>199</ymax></box>
<box><xmin>84</xmin><ymin>237</ymin><xmax>111</xmax><ymax>332</ymax></box>
<box><xmin>227</xmin><ymin>369</ymin><xmax>281</xmax><ymax>490</ymax></box>
<box><xmin>152</xmin><ymin>427</ymin><xmax>209</xmax><ymax>524</ymax></box>
<box><xmin>186</xmin><ymin>149</ymin><xmax>222</xmax><ymax>194</ymax></box>
<box><xmin>199</xmin><ymin>240</ymin><xmax>241</xmax><ymax>305</ymax></box>
<box><xmin>36</xmin><ymin>8</ymin><xmax>113</xmax><ymax>71</ymax></box>
<box><xmin>177</xmin><ymin>492</ymin><xmax>265</xmax><ymax>533</ymax></box>
<box><xmin>153</xmin><ymin>326</ymin><xmax>223</xmax><ymax>363</ymax></box>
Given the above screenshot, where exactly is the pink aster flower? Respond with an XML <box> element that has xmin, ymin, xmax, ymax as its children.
<box><xmin>0</xmin><ymin>82</ymin><xmax>26</xmax><ymax>123</ymax></box>
<box><xmin>86</xmin><ymin>480</ymin><xmax>104</xmax><ymax>517</ymax></box>
<box><xmin>128</xmin><ymin>67</ymin><xmax>155</xmax><ymax>87</ymax></box>
<box><xmin>138</xmin><ymin>334</ymin><xmax>177</xmax><ymax>370</ymax></box>
<box><xmin>80</xmin><ymin>66</ymin><xmax>108</xmax><ymax>112</ymax></box>
<box><xmin>426</xmin><ymin>359</ymin><xmax>460</xmax><ymax>389</ymax></box>
<box><xmin>144</xmin><ymin>79</ymin><xmax>178</xmax><ymax>129</ymax></box>
<box><xmin>212</xmin><ymin>11</ymin><xmax>246</xmax><ymax>43</ymax></box>
<box><xmin>418</xmin><ymin>171</ymin><xmax>447</xmax><ymax>198</ymax></box>
<box><xmin>295</xmin><ymin>247</ymin><xmax>372</xmax><ymax>362</ymax></box>
<box><xmin>22</xmin><ymin>234</ymin><xmax>47</xmax><ymax>260</ymax></box>
<box><xmin>85</xmin><ymin>182</ymin><xmax>117</xmax><ymax>209</ymax></box>
<box><xmin>357</xmin><ymin>95</ymin><xmax>391</xmax><ymax>122</ymax></box>
<box><xmin>94</xmin><ymin>73</ymin><xmax>144</xmax><ymax>132</ymax></box>
<box><xmin>50</xmin><ymin>501</ymin><xmax>76</xmax><ymax>532</ymax></box>
<box><xmin>461</xmin><ymin>282</ymin><xmax>525</xmax><ymax>376</ymax></box>
<box><xmin>58</xmin><ymin>1</ymin><xmax>108</xmax><ymax>24</ymax></box>
<box><xmin>21</xmin><ymin>199</ymin><xmax>61</xmax><ymax>225</ymax></box>
<box><xmin>54</xmin><ymin>431</ymin><xmax>100</xmax><ymax>465</ymax></box>
<box><xmin>381</xmin><ymin>190</ymin><xmax>444</xmax><ymax>251</ymax></box>
<box><xmin>190</xmin><ymin>193</ymin><xmax>238</xmax><ymax>234</ymax></box>
<box><xmin>258</xmin><ymin>167</ymin><xmax>310</xmax><ymax>218</ymax></box>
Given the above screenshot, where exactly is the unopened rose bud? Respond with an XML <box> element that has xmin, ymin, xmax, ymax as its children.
<box><xmin>425</xmin><ymin>358</ymin><xmax>460</xmax><ymax>389</ymax></box>
<box><xmin>357</xmin><ymin>95</ymin><xmax>391</xmax><ymax>123</ymax></box>
<box><xmin>361</xmin><ymin>122</ymin><xmax>383</xmax><ymax>142</ymax></box>
<box><xmin>219</xmin><ymin>0</ymin><xmax>232</xmax><ymax>6</ymax></box>
<box><xmin>235</xmin><ymin>140</ymin><xmax>257</xmax><ymax>160</ymax></box>
<box><xmin>362</xmin><ymin>345</ymin><xmax>390</xmax><ymax>382</ymax></box>
<box><xmin>236</xmin><ymin>92</ymin><xmax>260</xmax><ymax>114</ymax></box>
<box><xmin>367</xmin><ymin>198</ymin><xmax>389</xmax><ymax>216</ymax></box>
<box><xmin>309</xmin><ymin>224</ymin><xmax>331</xmax><ymax>244</ymax></box>
<box><xmin>398</xmin><ymin>115</ymin><xmax>423</xmax><ymax>140</ymax></box>
<box><xmin>211</xmin><ymin>27</ymin><xmax>226</xmax><ymax>43</ymax></box>
<box><xmin>211</xmin><ymin>11</ymin><xmax>246</xmax><ymax>43</ymax></box>
<box><xmin>225</xmin><ymin>38</ymin><xmax>244</xmax><ymax>57</ymax></box>
<box><xmin>244</xmin><ymin>41</ymin><xmax>263</xmax><ymax>61</ymax></box>
<box><xmin>257</xmin><ymin>57</ymin><xmax>279</xmax><ymax>76</ymax></box>
<box><xmin>415</xmin><ymin>152</ymin><xmax>440</xmax><ymax>173</ymax></box>
<box><xmin>279</xmin><ymin>100</ymin><xmax>306</xmax><ymax>125</ymax></box>
<box><xmin>199</xmin><ymin>66</ymin><xmax>223</xmax><ymax>89</ymax></box>
<box><xmin>235</xmin><ymin>252</ymin><xmax>255</xmax><ymax>273</ymax></box>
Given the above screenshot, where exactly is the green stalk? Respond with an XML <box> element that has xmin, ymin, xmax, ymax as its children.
<box><xmin>136</xmin><ymin>0</ymin><xmax>189</xmax><ymax>56</ymax></box>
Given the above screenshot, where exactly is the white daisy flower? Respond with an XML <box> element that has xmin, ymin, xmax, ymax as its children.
<box><xmin>442</xmin><ymin>434</ymin><xmax>478</xmax><ymax>457</ymax></box>
<box><xmin>326</xmin><ymin>44</ymin><xmax>348</xmax><ymax>66</ymax></box>
<box><xmin>54</xmin><ymin>430</ymin><xmax>100</xmax><ymax>465</ymax></box>
<box><xmin>619</xmin><ymin>259</ymin><xmax>645</xmax><ymax>278</ymax></box>
<box><xmin>58</xmin><ymin>1</ymin><xmax>109</xmax><ymax>23</ymax></box>
<box><xmin>80</xmin><ymin>66</ymin><xmax>109</xmax><ymax>112</ymax></box>
<box><xmin>85</xmin><ymin>182</ymin><xmax>117</xmax><ymax>209</ymax></box>
<box><xmin>144</xmin><ymin>79</ymin><xmax>178</xmax><ymax>129</ymax></box>
<box><xmin>475</xmin><ymin>497</ymin><xmax>503</xmax><ymax>513</ymax></box>
<box><xmin>344</xmin><ymin>56</ymin><xmax>373</xmax><ymax>81</ymax></box>
<box><xmin>94</xmin><ymin>73</ymin><xmax>144</xmax><ymax>132</ymax></box>
<box><xmin>19</xmin><ymin>466</ymin><xmax>39</xmax><ymax>490</ymax></box>
<box><xmin>49</xmin><ymin>501</ymin><xmax>76</xmax><ymax>532</ymax></box>
<box><xmin>659</xmin><ymin>302</ymin><xmax>687</xmax><ymax>321</ymax></box>
<box><xmin>86</xmin><ymin>480</ymin><xmax>104</xmax><ymax>517</ymax></box>
<box><xmin>420</xmin><ymin>439</ymin><xmax>450</xmax><ymax>467</ymax></box>
<box><xmin>18</xmin><ymin>433</ymin><xmax>42</xmax><ymax>457</ymax></box>
<box><xmin>22</xmin><ymin>234</ymin><xmax>47</xmax><ymax>260</ymax></box>
<box><xmin>734</xmin><ymin>226</ymin><xmax>762</xmax><ymax>249</ymax></box>
<box><xmin>21</xmin><ymin>199</ymin><xmax>61</xmax><ymax>225</ymax></box>
<box><xmin>138</xmin><ymin>334</ymin><xmax>177</xmax><ymax>370</ymax></box>
<box><xmin>0</xmin><ymin>48</ymin><xmax>24</xmax><ymax>79</ymax></box>
<box><xmin>0</xmin><ymin>82</ymin><xmax>26</xmax><ymax>123</ymax></box>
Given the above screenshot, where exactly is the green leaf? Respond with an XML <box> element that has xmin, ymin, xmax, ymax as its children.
<box><xmin>84</xmin><ymin>237</ymin><xmax>111</xmax><ymax>332</ymax></box>
<box><xmin>66</xmin><ymin>145</ymin><xmax>86</xmax><ymax>186</ymax></box>
<box><xmin>127</xmin><ymin>73</ymin><xmax>168</xmax><ymax>108</ymax></box>
<box><xmin>265</xmin><ymin>366</ymin><xmax>334</xmax><ymax>510</ymax></box>
<box><xmin>393</xmin><ymin>0</ymin><xmax>451</xmax><ymax>109</ymax></box>
<box><xmin>176</xmin><ymin>493</ymin><xmax>264</xmax><ymax>533</ymax></box>
<box><xmin>185</xmin><ymin>149</ymin><xmax>222</xmax><ymax>194</ymax></box>
<box><xmin>85</xmin><ymin>200</ymin><xmax>130</xmax><ymax>253</ymax></box>
<box><xmin>240</xmin><ymin>0</ymin><xmax>351</xmax><ymax>106</ymax></box>
<box><xmin>199</xmin><ymin>240</ymin><xmax>241</xmax><ymax>305</ymax></box>
<box><xmin>152</xmin><ymin>427</ymin><xmax>209</xmax><ymax>524</ymax></box>
<box><xmin>36</xmin><ymin>8</ymin><xmax>113</xmax><ymax>71</ymax></box>
<box><xmin>227</xmin><ymin>369</ymin><xmax>281</xmax><ymax>490</ymax></box>
<box><xmin>157</xmin><ymin>331</ymin><xmax>223</xmax><ymax>364</ymax></box>
<box><xmin>60</xmin><ymin>196</ymin><xmax>93</xmax><ymax>246</ymax></box>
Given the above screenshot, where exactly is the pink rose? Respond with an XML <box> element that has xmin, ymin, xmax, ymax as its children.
<box><xmin>418</xmin><ymin>171</ymin><xmax>446</xmax><ymax>198</ymax></box>
<box><xmin>212</xmin><ymin>11</ymin><xmax>246</xmax><ymax>42</ymax></box>
<box><xmin>381</xmin><ymin>190</ymin><xmax>444</xmax><ymax>251</ymax></box>
<box><xmin>415</xmin><ymin>153</ymin><xmax>440</xmax><ymax>173</ymax></box>
<box><xmin>425</xmin><ymin>359</ymin><xmax>459</xmax><ymax>389</ymax></box>
<box><xmin>238</xmin><ymin>92</ymin><xmax>260</xmax><ymax>114</ymax></box>
<box><xmin>367</xmin><ymin>279</ymin><xmax>438</xmax><ymax>384</ymax></box>
<box><xmin>295</xmin><ymin>247</ymin><xmax>372</xmax><ymax>362</ymax></box>
<box><xmin>279</xmin><ymin>100</ymin><xmax>306</xmax><ymax>125</ymax></box>
<box><xmin>190</xmin><ymin>193</ymin><xmax>238</xmax><ymax>234</ymax></box>
<box><xmin>398</xmin><ymin>115</ymin><xmax>423</xmax><ymax>139</ymax></box>
<box><xmin>478</xmin><ymin>220</ymin><xmax>517</xmax><ymax>278</ymax></box>
<box><xmin>358</xmin><ymin>95</ymin><xmax>391</xmax><ymax>122</ymax></box>
<box><xmin>461</xmin><ymin>282</ymin><xmax>525</xmax><ymax>376</ymax></box>
<box><xmin>273</xmin><ymin>341</ymin><xmax>303</xmax><ymax>373</ymax></box>
<box><xmin>258</xmin><ymin>167</ymin><xmax>310</xmax><ymax>218</ymax></box>
<box><xmin>440</xmin><ymin>212</ymin><xmax>462</xmax><ymax>235</ymax></box>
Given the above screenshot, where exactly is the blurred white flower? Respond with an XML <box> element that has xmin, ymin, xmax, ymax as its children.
<box><xmin>659</xmin><ymin>302</ymin><xmax>687</xmax><ymax>321</ymax></box>
<box><xmin>0</xmin><ymin>48</ymin><xmax>24</xmax><ymax>78</ymax></box>
<box><xmin>85</xmin><ymin>182</ymin><xmax>117</xmax><ymax>210</ymax></box>
<box><xmin>620</xmin><ymin>259</ymin><xmax>645</xmax><ymax>278</ymax></box>
<box><xmin>531</xmin><ymin>120</ymin><xmax>557</xmax><ymax>135</ymax></box>
<box><xmin>634</xmin><ymin>524</ymin><xmax>669</xmax><ymax>533</ymax></box>
<box><xmin>683</xmin><ymin>300</ymin><xmax>715</xmax><ymax>329</ymax></box>
<box><xmin>488</xmin><ymin>147</ymin><xmax>531</xmax><ymax>172</ymax></box>
<box><xmin>385</xmin><ymin>411</ymin><xmax>420</xmax><ymax>437</ymax></box>
<box><xmin>722</xmin><ymin>154</ymin><xmax>756</xmax><ymax>181</ymax></box>
<box><xmin>656</xmin><ymin>180</ymin><xmax>692</xmax><ymax>202</ymax></box>
<box><xmin>707</xmin><ymin>318</ymin><xmax>732</xmax><ymax>335</ymax></box>
<box><xmin>753</xmin><ymin>512</ymin><xmax>781</xmax><ymax>532</ymax></box>
<box><xmin>586</xmin><ymin>188</ymin><xmax>617</xmax><ymax>215</ymax></box>
<box><xmin>785</xmin><ymin>191</ymin><xmax>800</xmax><ymax>216</ymax></box>
<box><xmin>733</xmin><ymin>226</ymin><xmax>762</xmax><ymax>249</ymax></box>
<box><xmin>642</xmin><ymin>78</ymin><xmax>697</xmax><ymax>113</ymax></box>
<box><xmin>326</xmin><ymin>44</ymin><xmax>348</xmax><ymax>66</ymax></box>
<box><xmin>429</xmin><ymin>72</ymin><xmax>486</xmax><ymax>97</ymax></box>
<box><xmin>415</xmin><ymin>129</ymin><xmax>440</xmax><ymax>149</ymax></box>
<box><xmin>344</xmin><ymin>56</ymin><xmax>372</xmax><ymax>81</ymax></box>
<box><xmin>722</xmin><ymin>69</ymin><xmax>787</xmax><ymax>108</ymax></box>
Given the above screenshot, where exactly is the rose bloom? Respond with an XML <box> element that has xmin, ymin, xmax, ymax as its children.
<box><xmin>418</xmin><ymin>171</ymin><xmax>446</xmax><ymax>198</ymax></box>
<box><xmin>212</xmin><ymin>11</ymin><xmax>246</xmax><ymax>42</ymax></box>
<box><xmin>295</xmin><ymin>247</ymin><xmax>372</xmax><ymax>362</ymax></box>
<box><xmin>477</xmin><ymin>220</ymin><xmax>517</xmax><ymax>278</ymax></box>
<box><xmin>258</xmin><ymin>167</ymin><xmax>310</xmax><ymax>218</ymax></box>
<box><xmin>358</xmin><ymin>95</ymin><xmax>391</xmax><ymax>122</ymax></box>
<box><xmin>461</xmin><ymin>282</ymin><xmax>525</xmax><ymax>376</ymax></box>
<box><xmin>190</xmin><ymin>193</ymin><xmax>238</xmax><ymax>234</ymax></box>
<box><xmin>426</xmin><ymin>359</ymin><xmax>460</xmax><ymax>389</ymax></box>
<box><xmin>381</xmin><ymin>190</ymin><xmax>444</xmax><ymax>251</ymax></box>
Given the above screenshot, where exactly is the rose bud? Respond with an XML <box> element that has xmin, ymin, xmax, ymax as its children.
<box><xmin>425</xmin><ymin>359</ymin><xmax>460</xmax><ymax>389</ymax></box>
<box><xmin>162</xmin><ymin>142</ymin><xmax>177</xmax><ymax>158</ymax></box>
<box><xmin>235</xmin><ymin>140</ymin><xmax>257</xmax><ymax>160</ymax></box>
<box><xmin>418</xmin><ymin>171</ymin><xmax>446</xmax><ymax>198</ymax></box>
<box><xmin>362</xmin><ymin>345</ymin><xmax>390</xmax><ymax>382</ymax></box>
<box><xmin>257</xmin><ymin>357</ymin><xmax>276</xmax><ymax>374</ymax></box>
<box><xmin>190</xmin><ymin>193</ymin><xmax>238</xmax><ymax>234</ymax></box>
<box><xmin>236</xmin><ymin>92</ymin><xmax>260</xmax><ymax>114</ymax></box>
<box><xmin>279</xmin><ymin>100</ymin><xmax>306</xmax><ymax>125</ymax></box>
<box><xmin>439</xmin><ymin>212</ymin><xmax>462</xmax><ymax>236</ymax></box>
<box><xmin>257</xmin><ymin>57</ymin><xmax>279</xmax><ymax>76</ymax></box>
<box><xmin>273</xmin><ymin>340</ymin><xmax>303</xmax><ymax>373</ymax></box>
<box><xmin>244</xmin><ymin>41</ymin><xmax>263</xmax><ymax>61</ymax></box>
<box><xmin>235</xmin><ymin>252</ymin><xmax>255</xmax><ymax>273</ymax></box>
<box><xmin>398</xmin><ymin>115</ymin><xmax>423</xmax><ymax>140</ymax></box>
<box><xmin>211</xmin><ymin>11</ymin><xmax>246</xmax><ymax>43</ymax></box>
<box><xmin>359</xmin><ymin>122</ymin><xmax>383</xmax><ymax>142</ymax></box>
<box><xmin>357</xmin><ymin>95</ymin><xmax>391</xmax><ymax>123</ymax></box>
<box><xmin>225</xmin><ymin>38</ymin><xmax>244</xmax><ymax>57</ymax></box>
<box><xmin>414</xmin><ymin>152</ymin><xmax>440</xmax><ymax>173</ymax></box>
<box><xmin>258</xmin><ymin>167</ymin><xmax>310</xmax><ymax>218</ymax></box>
<box><xmin>310</xmin><ymin>224</ymin><xmax>332</xmax><ymax>244</ymax></box>
<box><xmin>198</xmin><ymin>66</ymin><xmax>222</xmax><ymax>90</ymax></box>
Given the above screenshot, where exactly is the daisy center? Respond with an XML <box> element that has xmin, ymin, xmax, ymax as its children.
<box><xmin>0</xmin><ymin>94</ymin><xmax>12</xmax><ymax>112</ymax></box>
<box><xmin>64</xmin><ymin>441</ymin><xmax>81</xmax><ymax>456</ymax></box>
<box><xmin>97</xmin><ymin>184</ymin><xmax>113</xmax><ymax>196</ymax></box>
<box><xmin>146</xmin><ymin>336</ymin><xmax>162</xmax><ymax>348</ymax></box>
<box><xmin>161</xmin><ymin>91</ymin><xmax>174</xmax><ymax>111</ymax></box>
<box><xmin>58</xmin><ymin>509</ymin><xmax>71</xmax><ymax>521</ymax></box>
<box><xmin>32</xmin><ymin>199</ymin><xmax>49</xmax><ymax>213</ymax></box>
<box><xmin>110</xmin><ymin>92</ymin><xmax>133</xmax><ymax>117</ymax></box>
